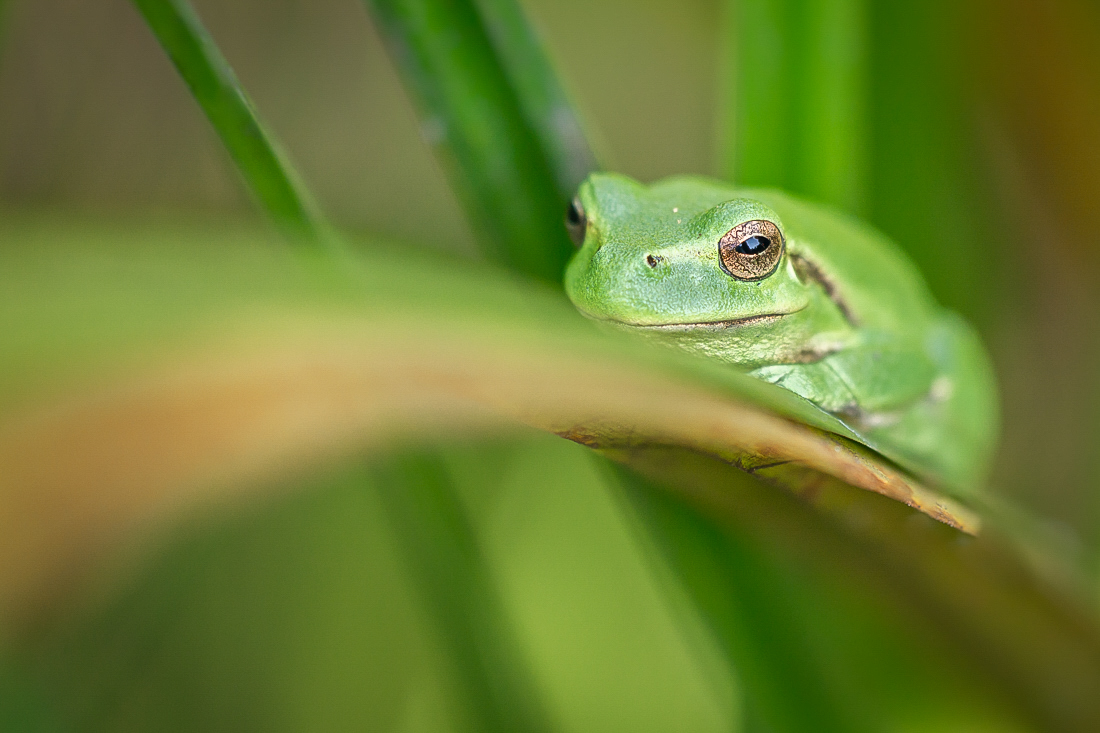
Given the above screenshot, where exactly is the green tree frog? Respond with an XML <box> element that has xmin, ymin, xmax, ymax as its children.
<box><xmin>564</xmin><ymin>173</ymin><xmax>998</xmax><ymax>494</ymax></box>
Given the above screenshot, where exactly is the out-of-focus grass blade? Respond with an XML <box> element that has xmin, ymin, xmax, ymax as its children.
<box><xmin>130</xmin><ymin>0</ymin><xmax>326</xmax><ymax>244</ymax></box>
<box><xmin>370</xmin><ymin>451</ymin><xmax>554</xmax><ymax>733</ymax></box>
<box><xmin>362</xmin><ymin>0</ymin><xmax>574</xmax><ymax>283</ymax></box>
<box><xmin>615</xmin><ymin>465</ymin><xmax>859</xmax><ymax>733</ymax></box>
<box><xmin>0</xmin><ymin>0</ymin><xmax>12</xmax><ymax>47</ymax></box>
<box><xmin>618</xmin><ymin>448</ymin><xmax>1100</xmax><ymax>732</ymax></box>
<box><xmin>0</xmin><ymin>657</ymin><xmax>57</xmax><ymax>733</ymax></box>
<box><xmin>866</xmin><ymin>2</ymin><xmax>996</xmax><ymax>320</ymax></box>
<box><xmin>718</xmin><ymin>0</ymin><xmax>868</xmax><ymax>214</ymax></box>
<box><xmin>471</xmin><ymin>0</ymin><xmax>600</xmax><ymax>198</ymax></box>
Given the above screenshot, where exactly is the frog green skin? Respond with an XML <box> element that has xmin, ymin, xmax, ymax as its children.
<box><xmin>564</xmin><ymin>172</ymin><xmax>999</xmax><ymax>494</ymax></box>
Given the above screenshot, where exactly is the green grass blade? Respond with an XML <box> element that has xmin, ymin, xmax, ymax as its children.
<box><xmin>362</xmin><ymin>0</ymin><xmax>574</xmax><ymax>283</ymax></box>
<box><xmin>370</xmin><ymin>451</ymin><xmax>554</xmax><ymax>733</ymax></box>
<box><xmin>0</xmin><ymin>0</ymin><xmax>11</xmax><ymax>45</ymax></box>
<box><xmin>719</xmin><ymin>0</ymin><xmax>868</xmax><ymax>214</ymax></box>
<box><xmin>616</xmin><ymin>450</ymin><xmax>1099</xmax><ymax>732</ymax></box>
<box><xmin>717</xmin><ymin>0</ymin><xmax>788</xmax><ymax>189</ymax></box>
<box><xmin>472</xmin><ymin>0</ymin><xmax>600</xmax><ymax>198</ymax></box>
<box><xmin>130</xmin><ymin>0</ymin><xmax>326</xmax><ymax>244</ymax></box>
<box><xmin>617</xmin><ymin>465</ymin><xmax>860</xmax><ymax>733</ymax></box>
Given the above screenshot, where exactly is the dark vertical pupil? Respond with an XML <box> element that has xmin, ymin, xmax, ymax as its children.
<box><xmin>735</xmin><ymin>235</ymin><xmax>771</xmax><ymax>255</ymax></box>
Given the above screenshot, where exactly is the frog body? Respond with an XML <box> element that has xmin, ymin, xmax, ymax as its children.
<box><xmin>564</xmin><ymin>173</ymin><xmax>998</xmax><ymax>494</ymax></box>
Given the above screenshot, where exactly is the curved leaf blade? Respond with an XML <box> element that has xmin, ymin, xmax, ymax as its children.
<box><xmin>2</xmin><ymin>222</ymin><xmax>1100</xmax><ymax>728</ymax></box>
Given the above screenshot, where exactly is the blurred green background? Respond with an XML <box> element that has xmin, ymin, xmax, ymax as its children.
<box><xmin>1</xmin><ymin>0</ymin><xmax>1099</xmax><ymax>730</ymax></box>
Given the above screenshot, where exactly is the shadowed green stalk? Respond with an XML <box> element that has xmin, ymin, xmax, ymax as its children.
<box><xmin>362</xmin><ymin>0</ymin><xmax>577</xmax><ymax>283</ymax></box>
<box><xmin>614</xmin><ymin>464</ymin><xmax>861</xmax><ymax>733</ymax></box>
<box><xmin>472</xmin><ymin>0</ymin><xmax>600</xmax><ymax>198</ymax></box>
<box><xmin>610</xmin><ymin>450</ymin><xmax>1100</xmax><ymax>732</ymax></box>
<box><xmin>130</xmin><ymin>0</ymin><xmax>327</xmax><ymax>245</ymax></box>
<box><xmin>719</xmin><ymin>0</ymin><xmax>868</xmax><ymax>214</ymax></box>
<box><xmin>0</xmin><ymin>0</ymin><xmax>15</xmax><ymax>80</ymax></box>
<box><xmin>370</xmin><ymin>452</ymin><xmax>553</xmax><ymax>733</ymax></box>
<box><xmin>0</xmin><ymin>0</ymin><xmax>11</xmax><ymax>44</ymax></box>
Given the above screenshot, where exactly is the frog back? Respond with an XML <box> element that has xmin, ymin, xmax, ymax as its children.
<box><xmin>745</xmin><ymin>188</ymin><xmax>940</xmax><ymax>337</ymax></box>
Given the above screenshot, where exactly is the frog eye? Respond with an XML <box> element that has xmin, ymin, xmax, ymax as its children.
<box><xmin>565</xmin><ymin>197</ymin><xmax>587</xmax><ymax>247</ymax></box>
<box><xmin>718</xmin><ymin>219</ymin><xmax>784</xmax><ymax>281</ymax></box>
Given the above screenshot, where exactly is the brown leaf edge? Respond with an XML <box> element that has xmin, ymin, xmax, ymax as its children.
<box><xmin>0</xmin><ymin>315</ymin><xmax>980</xmax><ymax>634</ymax></box>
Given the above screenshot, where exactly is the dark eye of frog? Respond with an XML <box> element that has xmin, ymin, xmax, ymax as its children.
<box><xmin>736</xmin><ymin>235</ymin><xmax>770</xmax><ymax>254</ymax></box>
<box><xmin>565</xmin><ymin>197</ymin><xmax>587</xmax><ymax>247</ymax></box>
<box><xmin>718</xmin><ymin>219</ymin><xmax>785</xmax><ymax>281</ymax></box>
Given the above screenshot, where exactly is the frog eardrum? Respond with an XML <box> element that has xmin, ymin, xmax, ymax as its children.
<box><xmin>718</xmin><ymin>219</ymin><xmax>784</xmax><ymax>281</ymax></box>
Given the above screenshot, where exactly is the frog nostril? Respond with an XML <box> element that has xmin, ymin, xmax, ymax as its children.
<box><xmin>645</xmin><ymin>254</ymin><xmax>661</xmax><ymax>268</ymax></box>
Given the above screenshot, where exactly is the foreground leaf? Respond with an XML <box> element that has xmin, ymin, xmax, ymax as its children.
<box><xmin>0</xmin><ymin>218</ymin><xmax>974</xmax><ymax>626</ymax></box>
<box><xmin>1</xmin><ymin>221</ymin><xmax>1099</xmax><ymax>730</ymax></box>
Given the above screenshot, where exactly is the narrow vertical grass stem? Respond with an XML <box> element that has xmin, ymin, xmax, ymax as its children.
<box><xmin>131</xmin><ymin>0</ymin><xmax>328</xmax><ymax>246</ymax></box>
<box><xmin>719</xmin><ymin>0</ymin><xmax>868</xmax><ymax>214</ymax></box>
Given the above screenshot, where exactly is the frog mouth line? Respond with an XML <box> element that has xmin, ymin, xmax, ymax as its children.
<box><xmin>596</xmin><ymin>310</ymin><xmax>801</xmax><ymax>331</ymax></box>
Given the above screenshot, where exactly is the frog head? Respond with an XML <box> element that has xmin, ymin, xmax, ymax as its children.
<box><xmin>564</xmin><ymin>173</ymin><xmax>812</xmax><ymax>334</ymax></box>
